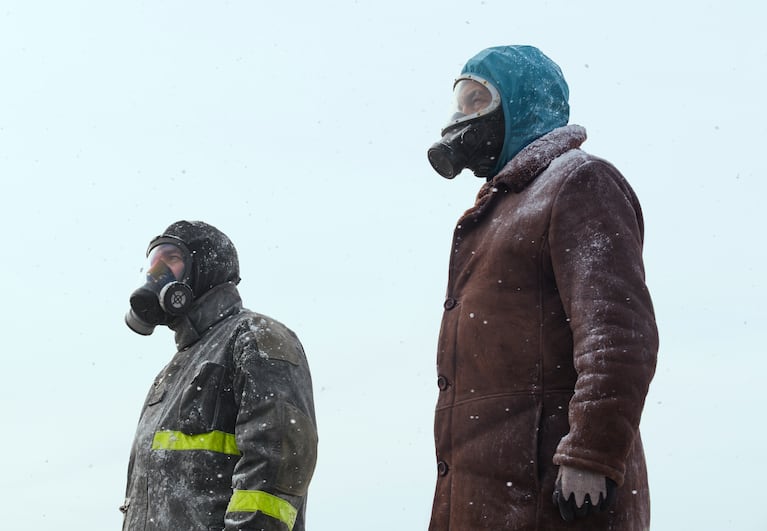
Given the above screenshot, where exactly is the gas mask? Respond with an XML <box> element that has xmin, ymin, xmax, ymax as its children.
<box><xmin>428</xmin><ymin>74</ymin><xmax>505</xmax><ymax>179</ymax></box>
<box><xmin>125</xmin><ymin>238</ymin><xmax>195</xmax><ymax>336</ymax></box>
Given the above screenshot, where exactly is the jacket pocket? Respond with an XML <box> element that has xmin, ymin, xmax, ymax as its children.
<box><xmin>146</xmin><ymin>377</ymin><xmax>166</xmax><ymax>406</ymax></box>
<box><xmin>177</xmin><ymin>362</ymin><xmax>232</xmax><ymax>433</ymax></box>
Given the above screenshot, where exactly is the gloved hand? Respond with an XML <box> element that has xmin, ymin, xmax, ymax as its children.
<box><xmin>552</xmin><ymin>465</ymin><xmax>617</xmax><ymax>522</ymax></box>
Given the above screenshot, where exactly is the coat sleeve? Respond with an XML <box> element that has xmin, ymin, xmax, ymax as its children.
<box><xmin>224</xmin><ymin>319</ymin><xmax>318</xmax><ymax>531</ymax></box>
<box><xmin>548</xmin><ymin>159</ymin><xmax>658</xmax><ymax>486</ymax></box>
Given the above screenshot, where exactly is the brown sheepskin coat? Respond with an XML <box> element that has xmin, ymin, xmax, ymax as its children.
<box><xmin>430</xmin><ymin>125</ymin><xmax>658</xmax><ymax>530</ymax></box>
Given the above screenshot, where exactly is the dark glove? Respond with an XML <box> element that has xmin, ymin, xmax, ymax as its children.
<box><xmin>552</xmin><ymin>465</ymin><xmax>617</xmax><ymax>522</ymax></box>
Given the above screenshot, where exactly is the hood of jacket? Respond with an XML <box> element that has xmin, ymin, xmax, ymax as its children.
<box><xmin>460</xmin><ymin>45</ymin><xmax>570</xmax><ymax>175</ymax></box>
<box><xmin>155</xmin><ymin>220</ymin><xmax>241</xmax><ymax>298</ymax></box>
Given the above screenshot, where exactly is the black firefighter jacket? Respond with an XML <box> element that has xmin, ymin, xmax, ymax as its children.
<box><xmin>122</xmin><ymin>283</ymin><xmax>318</xmax><ymax>531</ymax></box>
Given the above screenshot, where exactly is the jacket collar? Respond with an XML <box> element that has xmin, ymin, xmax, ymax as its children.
<box><xmin>459</xmin><ymin>125</ymin><xmax>586</xmax><ymax>224</ymax></box>
<box><xmin>169</xmin><ymin>282</ymin><xmax>243</xmax><ymax>350</ymax></box>
<box><xmin>494</xmin><ymin>124</ymin><xmax>586</xmax><ymax>191</ymax></box>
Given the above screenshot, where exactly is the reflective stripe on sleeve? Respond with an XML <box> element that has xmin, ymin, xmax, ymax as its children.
<box><xmin>227</xmin><ymin>489</ymin><xmax>298</xmax><ymax>530</ymax></box>
<box><xmin>151</xmin><ymin>430</ymin><xmax>241</xmax><ymax>456</ymax></box>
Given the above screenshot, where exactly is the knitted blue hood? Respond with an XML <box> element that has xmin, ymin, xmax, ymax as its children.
<box><xmin>461</xmin><ymin>45</ymin><xmax>570</xmax><ymax>175</ymax></box>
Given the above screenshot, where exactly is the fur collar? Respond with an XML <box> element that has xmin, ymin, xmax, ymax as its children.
<box><xmin>459</xmin><ymin>124</ymin><xmax>587</xmax><ymax>223</ymax></box>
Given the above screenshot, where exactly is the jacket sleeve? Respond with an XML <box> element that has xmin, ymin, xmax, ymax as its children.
<box><xmin>548</xmin><ymin>159</ymin><xmax>658</xmax><ymax>486</ymax></box>
<box><xmin>224</xmin><ymin>319</ymin><xmax>318</xmax><ymax>531</ymax></box>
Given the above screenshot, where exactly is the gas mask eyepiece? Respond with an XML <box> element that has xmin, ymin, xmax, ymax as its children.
<box><xmin>427</xmin><ymin>75</ymin><xmax>505</xmax><ymax>179</ymax></box>
<box><xmin>125</xmin><ymin>240</ymin><xmax>194</xmax><ymax>335</ymax></box>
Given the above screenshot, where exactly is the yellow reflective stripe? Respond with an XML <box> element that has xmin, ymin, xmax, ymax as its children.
<box><xmin>151</xmin><ymin>430</ymin><xmax>240</xmax><ymax>456</ymax></box>
<box><xmin>227</xmin><ymin>489</ymin><xmax>297</xmax><ymax>530</ymax></box>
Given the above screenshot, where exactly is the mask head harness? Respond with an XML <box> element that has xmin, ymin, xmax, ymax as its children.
<box><xmin>428</xmin><ymin>74</ymin><xmax>505</xmax><ymax>179</ymax></box>
<box><xmin>125</xmin><ymin>236</ymin><xmax>195</xmax><ymax>336</ymax></box>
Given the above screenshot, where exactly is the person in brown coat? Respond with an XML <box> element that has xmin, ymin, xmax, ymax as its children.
<box><xmin>426</xmin><ymin>45</ymin><xmax>658</xmax><ymax>530</ymax></box>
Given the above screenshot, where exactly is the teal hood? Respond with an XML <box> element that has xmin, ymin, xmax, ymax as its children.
<box><xmin>461</xmin><ymin>45</ymin><xmax>570</xmax><ymax>175</ymax></box>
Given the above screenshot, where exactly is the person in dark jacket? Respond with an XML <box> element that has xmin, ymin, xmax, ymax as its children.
<box><xmin>426</xmin><ymin>45</ymin><xmax>658</xmax><ymax>530</ymax></box>
<box><xmin>122</xmin><ymin>220</ymin><xmax>317</xmax><ymax>531</ymax></box>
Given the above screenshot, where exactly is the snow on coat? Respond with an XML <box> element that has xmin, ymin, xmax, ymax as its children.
<box><xmin>429</xmin><ymin>124</ymin><xmax>658</xmax><ymax>530</ymax></box>
<box><xmin>122</xmin><ymin>283</ymin><xmax>317</xmax><ymax>531</ymax></box>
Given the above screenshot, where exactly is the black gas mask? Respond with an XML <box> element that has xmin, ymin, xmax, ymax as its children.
<box><xmin>428</xmin><ymin>74</ymin><xmax>505</xmax><ymax>179</ymax></box>
<box><xmin>125</xmin><ymin>238</ymin><xmax>195</xmax><ymax>336</ymax></box>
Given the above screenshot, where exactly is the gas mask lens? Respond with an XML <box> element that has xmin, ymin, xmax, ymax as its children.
<box><xmin>147</xmin><ymin>244</ymin><xmax>187</xmax><ymax>282</ymax></box>
<box><xmin>444</xmin><ymin>76</ymin><xmax>501</xmax><ymax>132</ymax></box>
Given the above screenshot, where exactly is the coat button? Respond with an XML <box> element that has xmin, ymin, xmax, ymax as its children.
<box><xmin>443</xmin><ymin>297</ymin><xmax>457</xmax><ymax>310</ymax></box>
<box><xmin>437</xmin><ymin>460</ymin><xmax>449</xmax><ymax>476</ymax></box>
<box><xmin>437</xmin><ymin>375</ymin><xmax>449</xmax><ymax>390</ymax></box>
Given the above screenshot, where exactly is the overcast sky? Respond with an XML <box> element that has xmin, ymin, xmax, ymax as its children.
<box><xmin>1</xmin><ymin>1</ymin><xmax>765</xmax><ymax>529</ymax></box>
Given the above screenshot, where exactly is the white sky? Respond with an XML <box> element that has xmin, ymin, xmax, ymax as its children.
<box><xmin>1</xmin><ymin>1</ymin><xmax>765</xmax><ymax>529</ymax></box>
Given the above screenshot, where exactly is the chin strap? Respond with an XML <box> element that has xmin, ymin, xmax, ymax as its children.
<box><xmin>552</xmin><ymin>465</ymin><xmax>617</xmax><ymax>521</ymax></box>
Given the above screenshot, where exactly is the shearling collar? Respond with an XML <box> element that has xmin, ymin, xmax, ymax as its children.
<box><xmin>459</xmin><ymin>124</ymin><xmax>586</xmax><ymax>223</ymax></box>
<box><xmin>169</xmin><ymin>282</ymin><xmax>243</xmax><ymax>350</ymax></box>
<box><xmin>495</xmin><ymin>124</ymin><xmax>586</xmax><ymax>191</ymax></box>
